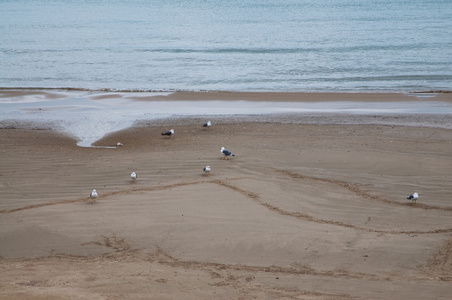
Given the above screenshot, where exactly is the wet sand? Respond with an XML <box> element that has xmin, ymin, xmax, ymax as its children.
<box><xmin>128</xmin><ymin>90</ymin><xmax>452</xmax><ymax>102</ymax></box>
<box><xmin>1</xmin><ymin>94</ymin><xmax>452</xmax><ymax>299</ymax></box>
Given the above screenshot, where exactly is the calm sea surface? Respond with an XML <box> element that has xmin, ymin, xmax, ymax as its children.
<box><xmin>1</xmin><ymin>0</ymin><xmax>451</xmax><ymax>92</ymax></box>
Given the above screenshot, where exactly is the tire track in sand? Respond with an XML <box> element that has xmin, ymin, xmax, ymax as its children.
<box><xmin>149</xmin><ymin>243</ymin><xmax>451</xmax><ymax>283</ymax></box>
<box><xmin>0</xmin><ymin>180</ymin><xmax>209</xmax><ymax>214</ymax></box>
<box><xmin>0</xmin><ymin>178</ymin><xmax>246</xmax><ymax>214</ymax></box>
<box><xmin>211</xmin><ymin>179</ymin><xmax>452</xmax><ymax>235</ymax></box>
<box><xmin>2</xmin><ymin>177</ymin><xmax>451</xmax><ymax>235</ymax></box>
<box><xmin>274</xmin><ymin>169</ymin><xmax>452</xmax><ymax>212</ymax></box>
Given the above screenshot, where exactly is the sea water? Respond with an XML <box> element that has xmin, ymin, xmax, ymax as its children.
<box><xmin>1</xmin><ymin>1</ymin><xmax>452</xmax><ymax>146</ymax></box>
<box><xmin>1</xmin><ymin>0</ymin><xmax>451</xmax><ymax>92</ymax></box>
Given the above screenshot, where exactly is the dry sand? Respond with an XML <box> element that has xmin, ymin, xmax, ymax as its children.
<box><xmin>1</xmin><ymin>99</ymin><xmax>452</xmax><ymax>299</ymax></box>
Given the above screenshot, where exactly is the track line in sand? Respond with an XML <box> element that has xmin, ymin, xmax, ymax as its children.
<box><xmin>211</xmin><ymin>180</ymin><xmax>452</xmax><ymax>235</ymax></box>
<box><xmin>2</xmin><ymin>177</ymin><xmax>451</xmax><ymax>235</ymax></box>
<box><xmin>151</xmin><ymin>244</ymin><xmax>452</xmax><ymax>283</ymax></box>
<box><xmin>0</xmin><ymin>197</ymin><xmax>88</xmax><ymax>214</ymax></box>
<box><xmin>44</xmin><ymin>235</ymin><xmax>451</xmax><ymax>283</ymax></box>
<box><xmin>0</xmin><ymin>181</ymin><xmax>205</xmax><ymax>214</ymax></box>
<box><xmin>150</xmin><ymin>245</ymin><xmax>377</xmax><ymax>282</ymax></box>
<box><xmin>274</xmin><ymin>169</ymin><xmax>452</xmax><ymax>212</ymax></box>
<box><xmin>0</xmin><ymin>178</ymin><xmax>245</xmax><ymax>214</ymax></box>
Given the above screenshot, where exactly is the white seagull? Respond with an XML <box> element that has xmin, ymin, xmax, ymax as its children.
<box><xmin>90</xmin><ymin>189</ymin><xmax>98</xmax><ymax>204</ymax></box>
<box><xmin>130</xmin><ymin>172</ymin><xmax>137</xmax><ymax>183</ymax></box>
<box><xmin>221</xmin><ymin>147</ymin><xmax>235</xmax><ymax>160</ymax></box>
<box><xmin>203</xmin><ymin>121</ymin><xmax>211</xmax><ymax>128</ymax></box>
<box><xmin>203</xmin><ymin>165</ymin><xmax>211</xmax><ymax>176</ymax></box>
<box><xmin>407</xmin><ymin>192</ymin><xmax>419</xmax><ymax>205</ymax></box>
<box><xmin>161</xmin><ymin>129</ymin><xmax>174</xmax><ymax>137</ymax></box>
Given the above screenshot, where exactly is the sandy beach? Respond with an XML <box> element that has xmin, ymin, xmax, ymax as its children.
<box><xmin>1</xmin><ymin>93</ymin><xmax>452</xmax><ymax>299</ymax></box>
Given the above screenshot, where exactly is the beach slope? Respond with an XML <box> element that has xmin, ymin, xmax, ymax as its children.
<box><xmin>1</xmin><ymin>116</ymin><xmax>451</xmax><ymax>299</ymax></box>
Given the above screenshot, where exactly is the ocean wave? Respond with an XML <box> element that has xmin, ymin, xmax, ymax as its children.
<box><xmin>1</xmin><ymin>87</ymin><xmax>451</xmax><ymax>94</ymax></box>
<box><xmin>132</xmin><ymin>44</ymin><xmax>431</xmax><ymax>55</ymax></box>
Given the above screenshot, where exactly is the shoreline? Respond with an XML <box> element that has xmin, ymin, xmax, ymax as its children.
<box><xmin>1</xmin><ymin>90</ymin><xmax>452</xmax><ymax>146</ymax></box>
<box><xmin>1</xmin><ymin>86</ymin><xmax>451</xmax><ymax>94</ymax></box>
<box><xmin>2</xmin><ymin>88</ymin><xmax>452</xmax><ymax>102</ymax></box>
<box><xmin>1</xmin><ymin>113</ymin><xmax>452</xmax><ymax>149</ymax></box>
<box><xmin>129</xmin><ymin>90</ymin><xmax>452</xmax><ymax>102</ymax></box>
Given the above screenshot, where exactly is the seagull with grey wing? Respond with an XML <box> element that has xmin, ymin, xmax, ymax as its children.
<box><xmin>203</xmin><ymin>165</ymin><xmax>211</xmax><ymax>176</ymax></box>
<box><xmin>90</xmin><ymin>189</ymin><xmax>98</xmax><ymax>204</ymax></box>
<box><xmin>161</xmin><ymin>129</ymin><xmax>174</xmax><ymax>137</ymax></box>
<box><xmin>221</xmin><ymin>147</ymin><xmax>235</xmax><ymax>160</ymax></box>
<box><xmin>130</xmin><ymin>172</ymin><xmax>137</xmax><ymax>183</ymax></box>
<box><xmin>407</xmin><ymin>192</ymin><xmax>419</xmax><ymax>205</ymax></box>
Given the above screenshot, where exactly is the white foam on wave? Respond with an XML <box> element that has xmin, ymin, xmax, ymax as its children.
<box><xmin>0</xmin><ymin>93</ymin><xmax>60</xmax><ymax>104</ymax></box>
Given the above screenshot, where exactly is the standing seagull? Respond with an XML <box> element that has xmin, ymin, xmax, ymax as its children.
<box><xmin>161</xmin><ymin>129</ymin><xmax>174</xmax><ymax>137</ymax></box>
<box><xmin>407</xmin><ymin>192</ymin><xmax>419</xmax><ymax>205</ymax></box>
<box><xmin>221</xmin><ymin>147</ymin><xmax>235</xmax><ymax>160</ymax></box>
<box><xmin>203</xmin><ymin>165</ymin><xmax>211</xmax><ymax>176</ymax></box>
<box><xmin>203</xmin><ymin>121</ymin><xmax>211</xmax><ymax>128</ymax></box>
<box><xmin>90</xmin><ymin>189</ymin><xmax>98</xmax><ymax>204</ymax></box>
<box><xmin>130</xmin><ymin>172</ymin><xmax>137</xmax><ymax>183</ymax></box>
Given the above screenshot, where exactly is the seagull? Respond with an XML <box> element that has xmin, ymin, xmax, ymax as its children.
<box><xmin>203</xmin><ymin>165</ymin><xmax>211</xmax><ymax>176</ymax></box>
<box><xmin>130</xmin><ymin>172</ymin><xmax>137</xmax><ymax>183</ymax></box>
<box><xmin>407</xmin><ymin>192</ymin><xmax>419</xmax><ymax>205</ymax></box>
<box><xmin>161</xmin><ymin>129</ymin><xmax>174</xmax><ymax>137</ymax></box>
<box><xmin>90</xmin><ymin>189</ymin><xmax>98</xmax><ymax>204</ymax></box>
<box><xmin>203</xmin><ymin>121</ymin><xmax>211</xmax><ymax>128</ymax></box>
<box><xmin>221</xmin><ymin>147</ymin><xmax>235</xmax><ymax>160</ymax></box>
